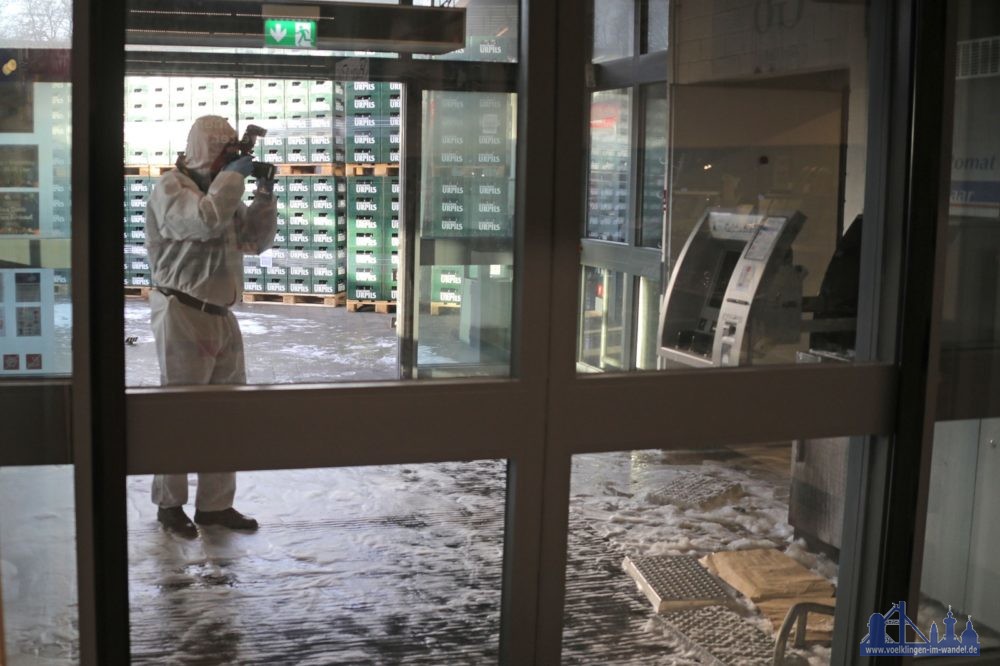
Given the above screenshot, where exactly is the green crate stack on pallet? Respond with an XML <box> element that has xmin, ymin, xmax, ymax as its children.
<box><xmin>422</xmin><ymin>91</ymin><xmax>514</xmax><ymax>240</ymax></box>
<box><xmin>420</xmin><ymin>91</ymin><xmax>515</xmax><ymax>308</ymax></box>
<box><xmin>344</xmin><ymin>81</ymin><xmax>401</xmax><ymax>304</ymax></box>
<box><xmin>123</xmin><ymin>176</ymin><xmax>151</xmax><ymax>287</ymax></box>
<box><xmin>430</xmin><ymin>266</ymin><xmax>463</xmax><ymax>306</ymax></box>
<box><xmin>124</xmin><ymin>75</ymin><xmax>349</xmax><ymax>299</ymax></box>
<box><xmin>346</xmin><ymin>175</ymin><xmax>387</xmax><ymax>301</ymax></box>
<box><xmin>51</xmin><ymin>82</ymin><xmax>73</xmax><ymax>238</ymax></box>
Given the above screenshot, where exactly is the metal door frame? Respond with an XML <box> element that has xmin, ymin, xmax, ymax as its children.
<box><xmin>2</xmin><ymin>0</ymin><xmax>952</xmax><ymax>663</ymax></box>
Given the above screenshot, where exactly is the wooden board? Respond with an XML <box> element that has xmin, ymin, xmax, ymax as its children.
<box><xmin>699</xmin><ymin>549</ymin><xmax>834</xmax><ymax>602</ymax></box>
<box><xmin>124</xmin><ymin>286</ymin><xmax>151</xmax><ymax>299</ymax></box>
<box><xmin>345</xmin><ymin>163</ymin><xmax>400</xmax><ymax>177</ymax></box>
<box><xmin>755</xmin><ymin>596</ymin><xmax>836</xmax><ymax>643</ymax></box>
<box><xmin>281</xmin><ymin>163</ymin><xmax>337</xmax><ymax>176</ymax></box>
<box><xmin>124</xmin><ymin>165</ymin><xmax>174</xmax><ymax>177</ymax></box>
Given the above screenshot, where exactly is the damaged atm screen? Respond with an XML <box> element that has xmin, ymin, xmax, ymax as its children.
<box><xmin>744</xmin><ymin>217</ymin><xmax>785</xmax><ymax>263</ymax></box>
<box><xmin>707</xmin><ymin>251</ymin><xmax>741</xmax><ymax>309</ymax></box>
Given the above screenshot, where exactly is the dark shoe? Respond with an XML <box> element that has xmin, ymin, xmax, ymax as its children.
<box><xmin>194</xmin><ymin>508</ymin><xmax>259</xmax><ymax>532</ymax></box>
<box><xmin>157</xmin><ymin>506</ymin><xmax>199</xmax><ymax>539</ymax></box>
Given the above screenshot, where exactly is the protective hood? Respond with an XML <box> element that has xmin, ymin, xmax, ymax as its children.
<box><xmin>184</xmin><ymin>115</ymin><xmax>238</xmax><ymax>175</ymax></box>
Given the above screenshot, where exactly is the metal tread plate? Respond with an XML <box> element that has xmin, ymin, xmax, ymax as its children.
<box><xmin>662</xmin><ymin>604</ymin><xmax>775</xmax><ymax>666</ymax></box>
<box><xmin>623</xmin><ymin>554</ymin><xmax>732</xmax><ymax>613</ymax></box>
<box><xmin>645</xmin><ymin>472</ymin><xmax>744</xmax><ymax>510</ymax></box>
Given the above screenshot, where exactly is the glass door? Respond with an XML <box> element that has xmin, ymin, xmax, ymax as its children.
<box><xmin>0</xmin><ymin>11</ymin><xmax>81</xmax><ymax>663</ymax></box>
<box><xmin>62</xmin><ymin>0</ymin><xmax>958</xmax><ymax>663</ymax></box>
<box><xmin>916</xmin><ymin>0</ymin><xmax>1000</xmax><ymax>656</ymax></box>
<box><xmin>105</xmin><ymin>0</ymin><xmax>544</xmax><ymax>663</ymax></box>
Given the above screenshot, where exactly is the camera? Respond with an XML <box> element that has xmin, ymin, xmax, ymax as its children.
<box><xmin>238</xmin><ymin>124</ymin><xmax>276</xmax><ymax>184</ymax></box>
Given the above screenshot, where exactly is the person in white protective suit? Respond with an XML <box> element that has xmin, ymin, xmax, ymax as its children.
<box><xmin>146</xmin><ymin>115</ymin><xmax>277</xmax><ymax>538</ymax></box>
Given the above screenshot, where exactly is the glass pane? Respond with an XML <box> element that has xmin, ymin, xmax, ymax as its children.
<box><xmin>414</xmin><ymin>0</ymin><xmax>519</xmax><ymax>63</ymax></box>
<box><xmin>640</xmin><ymin>83</ymin><xmax>667</xmax><ymax>248</ymax></box>
<box><xmin>128</xmin><ymin>460</ymin><xmax>506</xmax><ymax>662</ymax></box>
<box><xmin>635</xmin><ymin>275</ymin><xmax>661</xmax><ymax>369</ymax></box>
<box><xmin>0</xmin><ymin>57</ymin><xmax>72</xmax><ymax>377</ymax></box>
<box><xmin>645</xmin><ymin>0</ymin><xmax>669</xmax><ymax>53</ymax></box>
<box><xmin>415</xmin><ymin>91</ymin><xmax>516</xmax><ymax>378</ymax></box>
<box><xmin>565</xmin><ymin>438</ymin><xmax>862</xmax><ymax>663</ymax></box>
<box><xmin>123</xmin><ymin>2</ymin><xmax>521</xmax><ymax>385</ymax></box>
<box><xmin>919</xmin><ymin>421</ymin><xmax>998</xmax><ymax>656</ymax></box>
<box><xmin>918</xmin><ymin>1</ymin><xmax>1000</xmax><ymax>656</ymax></box>
<box><xmin>579</xmin><ymin>1</ymin><xmax>873</xmax><ymax>372</ymax></box>
<box><xmin>586</xmin><ymin>89</ymin><xmax>632</xmax><ymax>243</ymax></box>
<box><xmin>593</xmin><ymin>0</ymin><xmax>635</xmax><ymax>63</ymax></box>
<box><xmin>578</xmin><ymin>267</ymin><xmax>628</xmax><ymax>371</ymax></box>
<box><xmin>1</xmin><ymin>465</ymin><xmax>79</xmax><ymax>662</ymax></box>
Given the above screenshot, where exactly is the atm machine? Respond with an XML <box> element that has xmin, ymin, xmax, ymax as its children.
<box><xmin>657</xmin><ymin>207</ymin><xmax>806</xmax><ymax>368</ymax></box>
<box><xmin>659</xmin><ymin>207</ymin><xmax>862</xmax><ymax>559</ymax></box>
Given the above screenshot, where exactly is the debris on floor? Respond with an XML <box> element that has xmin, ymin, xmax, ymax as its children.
<box><xmin>623</xmin><ymin>554</ymin><xmax>732</xmax><ymax>613</ymax></box>
<box><xmin>662</xmin><ymin>604</ymin><xmax>776</xmax><ymax>666</ymax></box>
<box><xmin>700</xmin><ymin>548</ymin><xmax>836</xmax><ymax>643</ymax></box>
<box><xmin>643</xmin><ymin>472</ymin><xmax>744</xmax><ymax>510</ymax></box>
<box><xmin>699</xmin><ymin>548</ymin><xmax>834</xmax><ymax>601</ymax></box>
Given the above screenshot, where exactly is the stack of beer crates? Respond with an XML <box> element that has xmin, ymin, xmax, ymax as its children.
<box><xmin>421</xmin><ymin>91</ymin><xmax>516</xmax><ymax>309</ymax></box>
<box><xmin>123</xmin><ymin>75</ymin><xmax>349</xmax><ymax>300</ymax></box>
<box><xmin>344</xmin><ymin>81</ymin><xmax>402</xmax><ymax>306</ymax></box>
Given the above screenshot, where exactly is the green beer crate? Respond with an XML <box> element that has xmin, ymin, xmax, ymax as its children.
<box><xmin>431</xmin><ymin>266</ymin><xmax>464</xmax><ymax>304</ymax></box>
<box><xmin>265</xmin><ymin>276</ymin><xmax>288</xmax><ymax>293</ymax></box>
<box><xmin>288</xmin><ymin>209</ymin><xmax>313</xmax><ymax>235</ymax></box>
<box><xmin>311</xmin><ymin>210</ymin><xmax>336</xmax><ymax>229</ymax></box>
<box><xmin>345</xmin><ymin>81</ymin><xmax>380</xmax><ymax>114</ymax></box>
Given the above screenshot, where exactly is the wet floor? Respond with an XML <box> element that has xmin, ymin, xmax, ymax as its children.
<box><xmin>5</xmin><ymin>301</ymin><xmax>845</xmax><ymax>665</ymax></box>
<box><xmin>127</xmin><ymin>462</ymin><xmax>506</xmax><ymax>665</ymax></box>
<box><xmin>3</xmin><ymin>444</ymin><xmax>846</xmax><ymax>665</ymax></box>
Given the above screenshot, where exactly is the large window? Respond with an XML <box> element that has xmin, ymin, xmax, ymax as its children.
<box><xmin>917</xmin><ymin>0</ymin><xmax>1000</xmax><ymax>655</ymax></box>
<box><xmin>121</xmin><ymin>4</ymin><xmax>520</xmax><ymax>386</ymax></box>
<box><xmin>579</xmin><ymin>0</ymin><xmax>872</xmax><ymax>372</ymax></box>
<box><xmin>5</xmin><ymin>0</ymin><xmax>961</xmax><ymax>664</ymax></box>
<box><xmin>0</xmin><ymin>3</ymin><xmax>79</xmax><ymax>663</ymax></box>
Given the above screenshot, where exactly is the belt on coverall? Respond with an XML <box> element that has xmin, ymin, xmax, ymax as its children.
<box><xmin>154</xmin><ymin>286</ymin><xmax>229</xmax><ymax>316</ymax></box>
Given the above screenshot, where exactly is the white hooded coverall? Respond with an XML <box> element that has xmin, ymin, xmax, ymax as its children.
<box><xmin>147</xmin><ymin>116</ymin><xmax>278</xmax><ymax>511</ymax></box>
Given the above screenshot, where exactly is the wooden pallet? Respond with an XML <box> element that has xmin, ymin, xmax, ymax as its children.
<box><xmin>124</xmin><ymin>165</ymin><xmax>174</xmax><ymax>177</ymax></box>
<box><xmin>346</xmin><ymin>299</ymin><xmax>396</xmax><ymax>314</ymax></box>
<box><xmin>243</xmin><ymin>291</ymin><xmax>345</xmax><ymax>307</ymax></box>
<box><xmin>124</xmin><ymin>286</ymin><xmax>151</xmax><ymax>299</ymax></box>
<box><xmin>281</xmin><ymin>163</ymin><xmax>337</xmax><ymax>176</ymax></box>
<box><xmin>345</xmin><ymin>163</ymin><xmax>400</xmax><ymax>177</ymax></box>
<box><xmin>430</xmin><ymin>301</ymin><xmax>461</xmax><ymax>316</ymax></box>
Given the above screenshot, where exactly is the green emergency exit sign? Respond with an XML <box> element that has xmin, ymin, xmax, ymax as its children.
<box><xmin>265</xmin><ymin>19</ymin><xmax>317</xmax><ymax>49</ymax></box>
